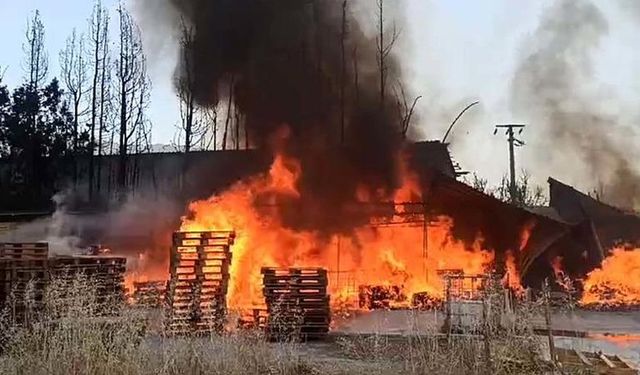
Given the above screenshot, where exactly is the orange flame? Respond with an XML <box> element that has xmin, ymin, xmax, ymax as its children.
<box><xmin>580</xmin><ymin>248</ymin><xmax>640</xmax><ymax>307</ymax></box>
<box><xmin>501</xmin><ymin>223</ymin><xmax>533</xmax><ymax>296</ymax></box>
<box><xmin>551</xmin><ymin>256</ymin><xmax>573</xmax><ymax>291</ymax></box>
<box><xmin>503</xmin><ymin>251</ymin><xmax>524</xmax><ymax>295</ymax></box>
<box><xmin>177</xmin><ymin>151</ymin><xmax>497</xmax><ymax>311</ymax></box>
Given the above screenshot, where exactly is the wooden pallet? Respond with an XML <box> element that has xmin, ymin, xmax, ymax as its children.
<box><xmin>264</xmin><ymin>286</ymin><xmax>327</xmax><ymax>294</ymax></box>
<box><xmin>0</xmin><ymin>253</ymin><xmax>49</xmax><ymax>308</ymax></box>
<box><xmin>556</xmin><ymin>348</ymin><xmax>638</xmax><ymax>374</ymax></box>
<box><xmin>0</xmin><ymin>243</ymin><xmax>49</xmax><ymax>260</ymax></box>
<box><xmin>265</xmin><ymin>296</ymin><xmax>330</xmax><ymax>304</ymax></box>
<box><xmin>50</xmin><ymin>256</ymin><xmax>125</xmax><ymax>266</ymax></box>
<box><xmin>166</xmin><ymin>231</ymin><xmax>235</xmax><ymax>334</ymax></box>
<box><xmin>0</xmin><ymin>253</ymin><xmax>127</xmax><ymax>323</ymax></box>
<box><xmin>173</xmin><ymin>231</ymin><xmax>236</xmax><ymax>241</ymax></box>
<box><xmin>261</xmin><ymin>267</ymin><xmax>331</xmax><ymax>341</ymax></box>
<box><xmin>48</xmin><ymin>256</ymin><xmax>127</xmax><ymax>309</ymax></box>
<box><xmin>262</xmin><ymin>267</ymin><xmax>327</xmax><ymax>275</ymax></box>
<box><xmin>238</xmin><ymin>308</ymin><xmax>269</xmax><ymax>329</ymax></box>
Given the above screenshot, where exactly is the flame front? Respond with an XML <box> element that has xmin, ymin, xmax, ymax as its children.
<box><xmin>179</xmin><ymin>152</ymin><xmax>496</xmax><ymax>310</ymax></box>
<box><xmin>580</xmin><ymin>248</ymin><xmax>640</xmax><ymax>307</ymax></box>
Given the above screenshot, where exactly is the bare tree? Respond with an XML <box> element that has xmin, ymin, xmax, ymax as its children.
<box><xmin>467</xmin><ymin>173</ymin><xmax>490</xmax><ymax>194</ymax></box>
<box><xmin>244</xmin><ymin>120</ymin><xmax>249</xmax><ymax>149</ymax></box>
<box><xmin>175</xmin><ymin>20</ymin><xmax>208</xmax><ymax>154</ymax></box>
<box><xmin>478</xmin><ymin>171</ymin><xmax>548</xmax><ymax>207</ymax></box>
<box><xmin>60</xmin><ymin>28</ymin><xmax>89</xmax><ymax>186</ymax></box>
<box><xmin>234</xmin><ymin>105</ymin><xmax>241</xmax><ymax>150</ymax></box>
<box><xmin>376</xmin><ymin>0</ymin><xmax>399</xmax><ymax>109</ymax></box>
<box><xmin>221</xmin><ymin>78</ymin><xmax>235</xmax><ymax>151</ymax></box>
<box><xmin>114</xmin><ymin>4</ymin><xmax>151</xmax><ymax>193</ymax></box>
<box><xmin>394</xmin><ymin>82</ymin><xmax>421</xmax><ymax>138</ymax></box>
<box><xmin>340</xmin><ymin>0</ymin><xmax>348</xmax><ymax>144</ymax></box>
<box><xmin>204</xmin><ymin>106</ymin><xmax>218</xmax><ymax>150</ymax></box>
<box><xmin>131</xmin><ymin>89</ymin><xmax>152</xmax><ymax>194</ymax></box>
<box><xmin>96</xmin><ymin>7</ymin><xmax>111</xmax><ymax>194</ymax></box>
<box><xmin>514</xmin><ymin>172</ymin><xmax>548</xmax><ymax>207</ymax></box>
<box><xmin>87</xmin><ymin>0</ymin><xmax>110</xmax><ymax>198</ymax></box>
<box><xmin>177</xmin><ymin>20</ymin><xmax>196</xmax><ymax>153</ymax></box>
<box><xmin>23</xmin><ymin>10</ymin><xmax>48</xmax><ymax>89</ymax></box>
<box><xmin>352</xmin><ymin>45</ymin><xmax>359</xmax><ymax>106</ymax></box>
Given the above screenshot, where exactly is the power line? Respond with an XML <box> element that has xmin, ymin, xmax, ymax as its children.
<box><xmin>494</xmin><ymin>124</ymin><xmax>526</xmax><ymax>205</ymax></box>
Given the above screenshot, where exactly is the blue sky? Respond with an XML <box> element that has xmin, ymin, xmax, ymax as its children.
<box><xmin>0</xmin><ymin>0</ymin><xmax>639</xmax><ymax>191</ymax></box>
<box><xmin>0</xmin><ymin>0</ymin><xmax>178</xmax><ymax>145</ymax></box>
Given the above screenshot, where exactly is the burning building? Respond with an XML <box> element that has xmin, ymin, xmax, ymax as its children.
<box><xmin>0</xmin><ymin>0</ymin><xmax>637</xmax><ymax>322</ymax></box>
<box><xmin>82</xmin><ymin>0</ymin><xmax>640</xmax><ymax>314</ymax></box>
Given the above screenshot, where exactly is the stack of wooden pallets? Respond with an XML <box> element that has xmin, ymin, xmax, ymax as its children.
<box><xmin>49</xmin><ymin>256</ymin><xmax>127</xmax><ymax>312</ymax></box>
<box><xmin>133</xmin><ymin>281</ymin><xmax>167</xmax><ymax>307</ymax></box>
<box><xmin>237</xmin><ymin>308</ymin><xmax>269</xmax><ymax>330</ymax></box>
<box><xmin>165</xmin><ymin>231</ymin><xmax>235</xmax><ymax>335</ymax></box>
<box><xmin>0</xmin><ymin>243</ymin><xmax>49</xmax><ymax>321</ymax></box>
<box><xmin>261</xmin><ymin>267</ymin><xmax>331</xmax><ymax>341</ymax></box>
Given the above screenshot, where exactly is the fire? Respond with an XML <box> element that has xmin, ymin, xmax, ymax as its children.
<box><xmin>123</xmin><ymin>252</ymin><xmax>169</xmax><ymax>294</ymax></box>
<box><xmin>503</xmin><ymin>251</ymin><xmax>524</xmax><ymax>295</ymax></box>
<box><xmin>179</xmin><ymin>149</ymin><xmax>497</xmax><ymax>311</ymax></box>
<box><xmin>580</xmin><ymin>248</ymin><xmax>640</xmax><ymax>307</ymax></box>
<box><xmin>501</xmin><ymin>223</ymin><xmax>533</xmax><ymax>295</ymax></box>
<box><xmin>551</xmin><ymin>256</ymin><xmax>573</xmax><ymax>291</ymax></box>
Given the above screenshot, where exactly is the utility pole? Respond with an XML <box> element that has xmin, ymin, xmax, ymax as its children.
<box><xmin>494</xmin><ymin>124</ymin><xmax>526</xmax><ymax>205</ymax></box>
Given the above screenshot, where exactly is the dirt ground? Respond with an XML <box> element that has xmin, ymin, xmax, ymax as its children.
<box><xmin>333</xmin><ymin>309</ymin><xmax>640</xmax><ymax>335</ymax></box>
<box><xmin>331</xmin><ymin>309</ymin><xmax>640</xmax><ymax>367</ymax></box>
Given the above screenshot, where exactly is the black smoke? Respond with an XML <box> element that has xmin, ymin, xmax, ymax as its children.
<box><xmin>146</xmin><ymin>0</ymin><xmax>412</xmax><ymax>232</ymax></box>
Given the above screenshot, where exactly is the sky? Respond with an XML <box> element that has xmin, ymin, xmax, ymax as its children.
<box><xmin>0</xmin><ymin>0</ymin><xmax>639</xmax><ymax>192</ymax></box>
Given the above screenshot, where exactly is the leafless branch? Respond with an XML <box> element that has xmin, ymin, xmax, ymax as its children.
<box><xmin>23</xmin><ymin>10</ymin><xmax>48</xmax><ymax>88</ymax></box>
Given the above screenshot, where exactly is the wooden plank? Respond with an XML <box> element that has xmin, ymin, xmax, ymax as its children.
<box><xmin>0</xmin><ymin>259</ymin><xmax>48</xmax><ymax>269</ymax></box>
<box><xmin>0</xmin><ymin>242</ymin><xmax>48</xmax><ymax>261</ymax></box>
<box><xmin>261</xmin><ymin>267</ymin><xmax>327</xmax><ymax>276</ymax></box>
<box><xmin>173</xmin><ymin>231</ymin><xmax>235</xmax><ymax>240</ymax></box>
<box><xmin>1</xmin><ymin>243</ymin><xmax>48</xmax><ymax>250</ymax></box>
<box><xmin>611</xmin><ymin>356</ymin><xmax>634</xmax><ymax>370</ymax></box>
<box><xmin>574</xmin><ymin>350</ymin><xmax>592</xmax><ymax>367</ymax></box>
<box><xmin>598</xmin><ymin>353</ymin><xmax>616</xmax><ymax>369</ymax></box>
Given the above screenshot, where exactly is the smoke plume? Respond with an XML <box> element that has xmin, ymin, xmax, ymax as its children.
<box><xmin>0</xmin><ymin>191</ymin><xmax>181</xmax><ymax>278</ymax></box>
<box><xmin>142</xmin><ymin>0</ymin><xmax>412</xmax><ymax>232</ymax></box>
<box><xmin>511</xmin><ymin>0</ymin><xmax>640</xmax><ymax>209</ymax></box>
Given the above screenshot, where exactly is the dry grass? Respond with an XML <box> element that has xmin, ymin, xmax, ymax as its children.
<box><xmin>0</xmin><ymin>276</ymin><xmax>554</xmax><ymax>375</ymax></box>
<box><xmin>335</xmin><ymin>282</ymin><xmax>551</xmax><ymax>375</ymax></box>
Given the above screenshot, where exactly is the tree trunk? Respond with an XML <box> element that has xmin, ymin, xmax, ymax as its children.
<box><xmin>118</xmin><ymin>82</ymin><xmax>127</xmax><ymax>191</ymax></box>
<box><xmin>88</xmin><ymin>49</ymin><xmax>99</xmax><ymax>200</ymax></box>
<box><xmin>340</xmin><ymin>0</ymin><xmax>347</xmax><ymax>145</ymax></box>
<box><xmin>73</xmin><ymin>99</ymin><xmax>79</xmax><ymax>187</ymax></box>
<box><xmin>222</xmin><ymin>79</ymin><xmax>234</xmax><ymax>151</ymax></box>
<box><xmin>353</xmin><ymin>46</ymin><xmax>359</xmax><ymax>106</ymax></box>
<box><xmin>235</xmin><ymin>107</ymin><xmax>240</xmax><ymax>150</ymax></box>
<box><xmin>185</xmin><ymin>103</ymin><xmax>193</xmax><ymax>153</ymax></box>
<box><xmin>378</xmin><ymin>0</ymin><xmax>385</xmax><ymax>109</ymax></box>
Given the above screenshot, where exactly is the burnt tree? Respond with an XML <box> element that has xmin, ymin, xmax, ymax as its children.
<box><xmin>114</xmin><ymin>5</ymin><xmax>150</xmax><ymax>195</ymax></box>
<box><xmin>376</xmin><ymin>0</ymin><xmax>399</xmax><ymax>110</ymax></box>
<box><xmin>96</xmin><ymin>6</ymin><xmax>112</xmax><ymax>194</ymax></box>
<box><xmin>60</xmin><ymin>28</ymin><xmax>88</xmax><ymax>186</ymax></box>
<box><xmin>88</xmin><ymin>0</ymin><xmax>110</xmax><ymax>198</ymax></box>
